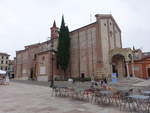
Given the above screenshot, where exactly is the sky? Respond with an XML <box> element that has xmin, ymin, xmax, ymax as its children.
<box><xmin>0</xmin><ymin>0</ymin><xmax>150</xmax><ymax>59</ymax></box>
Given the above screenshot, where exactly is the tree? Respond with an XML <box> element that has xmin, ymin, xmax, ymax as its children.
<box><xmin>57</xmin><ymin>16</ymin><xmax>70</xmax><ymax>78</ymax></box>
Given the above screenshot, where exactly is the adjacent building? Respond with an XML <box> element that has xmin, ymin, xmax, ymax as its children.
<box><xmin>129</xmin><ymin>49</ymin><xmax>150</xmax><ymax>79</ymax></box>
<box><xmin>0</xmin><ymin>53</ymin><xmax>10</xmax><ymax>71</ymax></box>
<box><xmin>8</xmin><ymin>59</ymin><xmax>15</xmax><ymax>78</ymax></box>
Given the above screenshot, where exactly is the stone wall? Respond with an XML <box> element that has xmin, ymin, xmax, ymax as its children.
<box><xmin>35</xmin><ymin>51</ymin><xmax>50</xmax><ymax>81</ymax></box>
<box><xmin>95</xmin><ymin>14</ymin><xmax>122</xmax><ymax>78</ymax></box>
<box><xmin>16</xmin><ymin>41</ymin><xmax>51</xmax><ymax>79</ymax></box>
<box><xmin>70</xmin><ymin>23</ymin><xmax>97</xmax><ymax>78</ymax></box>
<box><xmin>16</xmin><ymin>50</ymin><xmax>29</xmax><ymax>79</ymax></box>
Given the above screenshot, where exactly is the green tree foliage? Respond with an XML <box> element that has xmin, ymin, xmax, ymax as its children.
<box><xmin>57</xmin><ymin>16</ymin><xmax>70</xmax><ymax>77</ymax></box>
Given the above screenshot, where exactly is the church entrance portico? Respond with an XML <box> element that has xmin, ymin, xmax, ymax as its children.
<box><xmin>110</xmin><ymin>48</ymin><xmax>134</xmax><ymax>79</ymax></box>
<box><xmin>111</xmin><ymin>54</ymin><xmax>126</xmax><ymax>79</ymax></box>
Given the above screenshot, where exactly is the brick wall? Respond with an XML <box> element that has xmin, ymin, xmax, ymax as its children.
<box><xmin>15</xmin><ymin>14</ymin><xmax>122</xmax><ymax>81</ymax></box>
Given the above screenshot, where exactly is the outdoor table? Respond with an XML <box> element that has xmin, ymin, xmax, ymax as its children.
<box><xmin>143</xmin><ymin>91</ymin><xmax>150</xmax><ymax>96</ymax></box>
<box><xmin>73</xmin><ymin>87</ymin><xmax>87</xmax><ymax>94</ymax></box>
<box><xmin>52</xmin><ymin>85</ymin><xmax>68</xmax><ymax>96</ymax></box>
<box><xmin>117</xmin><ymin>88</ymin><xmax>129</xmax><ymax>93</ymax></box>
<box><xmin>127</xmin><ymin>94</ymin><xmax>150</xmax><ymax>112</ymax></box>
<box><xmin>98</xmin><ymin>91</ymin><xmax>113</xmax><ymax>104</ymax></box>
<box><xmin>115</xmin><ymin>87</ymin><xmax>130</xmax><ymax>96</ymax></box>
<box><xmin>56</xmin><ymin>86</ymin><xmax>68</xmax><ymax>89</ymax></box>
<box><xmin>127</xmin><ymin>95</ymin><xmax>149</xmax><ymax>100</ymax></box>
<box><xmin>70</xmin><ymin>87</ymin><xmax>87</xmax><ymax>100</ymax></box>
<box><xmin>100</xmin><ymin>91</ymin><xmax>113</xmax><ymax>95</ymax></box>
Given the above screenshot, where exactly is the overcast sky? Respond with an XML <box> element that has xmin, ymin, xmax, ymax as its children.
<box><xmin>0</xmin><ymin>0</ymin><xmax>150</xmax><ymax>59</ymax></box>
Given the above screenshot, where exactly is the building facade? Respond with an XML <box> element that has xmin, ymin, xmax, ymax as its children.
<box><xmin>69</xmin><ymin>14</ymin><xmax>122</xmax><ymax>80</ymax></box>
<box><xmin>0</xmin><ymin>53</ymin><xmax>10</xmax><ymax>71</ymax></box>
<box><xmin>15</xmin><ymin>14</ymin><xmax>133</xmax><ymax>81</ymax></box>
<box><xmin>16</xmin><ymin>42</ymin><xmax>50</xmax><ymax>80</ymax></box>
<box><xmin>129</xmin><ymin>49</ymin><xmax>150</xmax><ymax>79</ymax></box>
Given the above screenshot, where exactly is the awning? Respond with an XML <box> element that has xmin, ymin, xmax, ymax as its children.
<box><xmin>0</xmin><ymin>70</ymin><xmax>6</xmax><ymax>74</ymax></box>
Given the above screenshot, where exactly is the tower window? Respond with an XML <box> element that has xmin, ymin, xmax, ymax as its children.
<box><xmin>110</xmin><ymin>31</ymin><xmax>113</xmax><ymax>37</ymax></box>
<box><xmin>2</xmin><ymin>56</ymin><xmax>4</xmax><ymax>59</ymax></box>
<box><xmin>104</xmin><ymin>23</ymin><xmax>106</xmax><ymax>26</ymax></box>
<box><xmin>1</xmin><ymin>60</ymin><xmax>3</xmax><ymax>64</ymax></box>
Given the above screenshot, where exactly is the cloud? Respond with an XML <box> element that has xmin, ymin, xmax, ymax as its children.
<box><xmin>0</xmin><ymin>0</ymin><xmax>150</xmax><ymax>59</ymax></box>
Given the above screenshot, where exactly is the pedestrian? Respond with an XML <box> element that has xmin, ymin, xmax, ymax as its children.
<box><xmin>100</xmin><ymin>79</ymin><xmax>104</xmax><ymax>87</ymax></box>
<box><xmin>103</xmin><ymin>78</ymin><xmax>107</xmax><ymax>84</ymax></box>
<box><xmin>73</xmin><ymin>78</ymin><xmax>75</xmax><ymax>83</ymax></box>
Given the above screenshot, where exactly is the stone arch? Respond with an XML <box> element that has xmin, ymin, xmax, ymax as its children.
<box><xmin>111</xmin><ymin>54</ymin><xmax>126</xmax><ymax>79</ymax></box>
<box><xmin>110</xmin><ymin>48</ymin><xmax>133</xmax><ymax>62</ymax></box>
<box><xmin>110</xmin><ymin>48</ymin><xmax>134</xmax><ymax>79</ymax></box>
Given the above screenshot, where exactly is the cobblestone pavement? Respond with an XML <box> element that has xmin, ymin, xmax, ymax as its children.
<box><xmin>0</xmin><ymin>82</ymin><xmax>127</xmax><ymax>113</ymax></box>
<box><xmin>12</xmin><ymin>79</ymin><xmax>50</xmax><ymax>87</ymax></box>
<box><xmin>12</xmin><ymin>80</ymin><xmax>91</xmax><ymax>88</ymax></box>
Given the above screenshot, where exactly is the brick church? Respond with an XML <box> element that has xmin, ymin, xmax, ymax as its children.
<box><xmin>15</xmin><ymin>14</ymin><xmax>135</xmax><ymax>81</ymax></box>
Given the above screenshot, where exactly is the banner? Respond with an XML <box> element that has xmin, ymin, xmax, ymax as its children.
<box><xmin>112</xmin><ymin>73</ymin><xmax>117</xmax><ymax>83</ymax></box>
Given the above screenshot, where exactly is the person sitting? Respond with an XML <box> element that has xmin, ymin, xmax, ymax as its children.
<box><xmin>100</xmin><ymin>80</ymin><xmax>104</xmax><ymax>87</ymax></box>
<box><xmin>103</xmin><ymin>78</ymin><xmax>107</xmax><ymax>84</ymax></box>
<box><xmin>90</xmin><ymin>80</ymin><xmax>99</xmax><ymax>89</ymax></box>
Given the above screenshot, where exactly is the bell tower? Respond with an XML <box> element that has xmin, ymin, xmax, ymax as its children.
<box><xmin>50</xmin><ymin>20</ymin><xmax>59</xmax><ymax>39</ymax></box>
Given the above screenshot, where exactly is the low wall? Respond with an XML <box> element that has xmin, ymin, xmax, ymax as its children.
<box><xmin>16</xmin><ymin>76</ymin><xmax>29</xmax><ymax>80</ymax></box>
<box><xmin>37</xmin><ymin>76</ymin><xmax>48</xmax><ymax>82</ymax></box>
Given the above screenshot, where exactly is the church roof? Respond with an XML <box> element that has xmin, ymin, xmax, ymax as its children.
<box><xmin>0</xmin><ymin>52</ymin><xmax>10</xmax><ymax>56</ymax></box>
<box><xmin>95</xmin><ymin>14</ymin><xmax>121</xmax><ymax>32</ymax></box>
<box><xmin>53</xmin><ymin>20</ymin><xmax>56</xmax><ymax>27</ymax></box>
<box><xmin>70</xmin><ymin>22</ymin><xmax>96</xmax><ymax>33</ymax></box>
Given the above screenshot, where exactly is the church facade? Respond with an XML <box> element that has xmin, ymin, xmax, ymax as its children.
<box><xmin>69</xmin><ymin>14</ymin><xmax>122</xmax><ymax>80</ymax></box>
<box><xmin>15</xmin><ymin>14</ymin><xmax>133</xmax><ymax>81</ymax></box>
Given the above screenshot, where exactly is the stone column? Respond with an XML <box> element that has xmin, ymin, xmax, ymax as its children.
<box><xmin>48</xmin><ymin>51</ymin><xmax>51</xmax><ymax>81</ymax></box>
<box><xmin>126</xmin><ymin>61</ymin><xmax>130</xmax><ymax>78</ymax></box>
<box><xmin>131</xmin><ymin>59</ymin><xmax>135</xmax><ymax>77</ymax></box>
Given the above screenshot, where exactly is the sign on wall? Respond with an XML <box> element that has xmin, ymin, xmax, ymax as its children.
<box><xmin>112</xmin><ymin>73</ymin><xmax>117</xmax><ymax>83</ymax></box>
<box><xmin>22</xmin><ymin>69</ymin><xmax>26</xmax><ymax>74</ymax></box>
<box><xmin>134</xmin><ymin>66</ymin><xmax>139</xmax><ymax>71</ymax></box>
<box><xmin>40</xmin><ymin>66</ymin><xmax>46</xmax><ymax>74</ymax></box>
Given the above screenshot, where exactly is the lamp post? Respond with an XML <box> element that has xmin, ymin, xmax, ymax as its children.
<box><xmin>50</xmin><ymin>39</ymin><xmax>54</xmax><ymax>87</ymax></box>
<box><xmin>50</xmin><ymin>39</ymin><xmax>57</xmax><ymax>87</ymax></box>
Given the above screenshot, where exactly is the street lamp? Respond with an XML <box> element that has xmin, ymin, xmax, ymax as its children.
<box><xmin>50</xmin><ymin>39</ymin><xmax>57</xmax><ymax>87</ymax></box>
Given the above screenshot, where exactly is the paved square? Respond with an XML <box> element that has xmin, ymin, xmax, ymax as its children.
<box><xmin>0</xmin><ymin>82</ymin><xmax>126</xmax><ymax>113</ymax></box>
